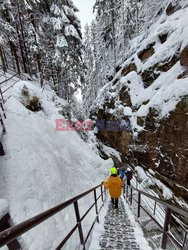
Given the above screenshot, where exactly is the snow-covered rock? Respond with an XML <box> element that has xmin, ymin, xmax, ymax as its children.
<box><xmin>89</xmin><ymin>2</ymin><xmax>188</xmax><ymax>201</ymax></box>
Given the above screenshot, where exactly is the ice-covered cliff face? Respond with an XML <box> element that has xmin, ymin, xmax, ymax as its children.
<box><xmin>89</xmin><ymin>0</ymin><xmax>188</xmax><ymax>200</ymax></box>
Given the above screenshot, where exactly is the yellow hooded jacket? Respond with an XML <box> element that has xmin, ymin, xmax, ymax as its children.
<box><xmin>104</xmin><ymin>175</ymin><xmax>123</xmax><ymax>198</ymax></box>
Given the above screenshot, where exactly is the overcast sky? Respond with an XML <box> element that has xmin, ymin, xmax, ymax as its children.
<box><xmin>73</xmin><ymin>0</ymin><xmax>96</xmax><ymax>30</ymax></box>
<box><xmin>73</xmin><ymin>0</ymin><xmax>96</xmax><ymax>101</ymax></box>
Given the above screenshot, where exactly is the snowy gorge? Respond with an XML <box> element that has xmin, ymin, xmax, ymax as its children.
<box><xmin>87</xmin><ymin>0</ymin><xmax>188</xmax><ymax>202</ymax></box>
<box><xmin>0</xmin><ymin>0</ymin><xmax>188</xmax><ymax>249</ymax></box>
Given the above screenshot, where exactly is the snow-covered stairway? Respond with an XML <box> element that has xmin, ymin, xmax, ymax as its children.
<box><xmin>98</xmin><ymin>198</ymin><xmax>140</xmax><ymax>250</ymax></box>
<box><xmin>89</xmin><ymin>196</ymin><xmax>152</xmax><ymax>250</ymax></box>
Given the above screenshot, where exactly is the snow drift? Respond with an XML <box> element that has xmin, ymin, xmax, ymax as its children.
<box><xmin>0</xmin><ymin>79</ymin><xmax>112</xmax><ymax>249</ymax></box>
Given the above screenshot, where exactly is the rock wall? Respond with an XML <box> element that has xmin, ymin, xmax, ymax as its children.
<box><xmin>91</xmin><ymin>96</ymin><xmax>188</xmax><ymax>201</ymax></box>
<box><xmin>133</xmin><ymin>97</ymin><xmax>188</xmax><ymax>199</ymax></box>
<box><xmin>90</xmin><ymin>1</ymin><xmax>188</xmax><ymax>201</ymax></box>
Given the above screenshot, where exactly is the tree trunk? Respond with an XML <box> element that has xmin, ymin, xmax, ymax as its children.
<box><xmin>0</xmin><ymin>46</ymin><xmax>7</xmax><ymax>73</ymax></box>
<box><xmin>15</xmin><ymin>20</ymin><xmax>27</xmax><ymax>73</ymax></box>
<box><xmin>110</xmin><ymin>0</ymin><xmax>116</xmax><ymax>66</ymax></box>
<box><xmin>16</xmin><ymin>0</ymin><xmax>29</xmax><ymax>74</ymax></box>
<box><xmin>9</xmin><ymin>41</ymin><xmax>20</xmax><ymax>74</ymax></box>
<box><xmin>36</xmin><ymin>53</ymin><xmax>43</xmax><ymax>87</ymax></box>
<box><xmin>121</xmin><ymin>0</ymin><xmax>126</xmax><ymax>47</ymax></box>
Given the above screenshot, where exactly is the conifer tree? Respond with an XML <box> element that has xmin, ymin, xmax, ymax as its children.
<box><xmin>0</xmin><ymin>0</ymin><xmax>84</xmax><ymax>101</ymax></box>
<box><xmin>83</xmin><ymin>0</ymin><xmax>165</xmax><ymax>111</ymax></box>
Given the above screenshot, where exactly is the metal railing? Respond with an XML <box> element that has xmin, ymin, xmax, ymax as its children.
<box><xmin>130</xmin><ymin>165</ymin><xmax>188</xmax><ymax>247</ymax></box>
<box><xmin>0</xmin><ymin>184</ymin><xmax>105</xmax><ymax>250</ymax></box>
<box><xmin>0</xmin><ymin>87</ymin><xmax>6</xmax><ymax>134</ymax></box>
<box><xmin>123</xmin><ymin>182</ymin><xmax>188</xmax><ymax>249</ymax></box>
<box><xmin>0</xmin><ymin>70</ymin><xmax>20</xmax><ymax>135</ymax></box>
<box><xmin>0</xmin><ymin>177</ymin><xmax>187</xmax><ymax>250</ymax></box>
<box><xmin>0</xmin><ymin>72</ymin><xmax>19</xmax><ymax>86</ymax></box>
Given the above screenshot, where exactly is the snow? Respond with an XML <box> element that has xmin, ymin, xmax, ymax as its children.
<box><xmin>0</xmin><ymin>199</ymin><xmax>9</xmax><ymax>220</ymax></box>
<box><xmin>90</xmin><ymin>5</ymin><xmax>188</xmax><ymax>136</ymax></box>
<box><xmin>122</xmin><ymin>201</ymin><xmax>152</xmax><ymax>250</ymax></box>
<box><xmin>121</xmin><ymin>62</ymin><xmax>187</xmax><ymax>120</ymax></box>
<box><xmin>0</xmin><ymin>246</ymin><xmax>8</xmax><ymax>250</ymax></box>
<box><xmin>0</xmin><ymin>116</ymin><xmax>3</xmax><ymax>137</ymax></box>
<box><xmin>56</xmin><ymin>35</ymin><xmax>68</xmax><ymax>48</ymax></box>
<box><xmin>181</xmin><ymin>25</ymin><xmax>188</xmax><ymax>51</ymax></box>
<box><xmin>65</xmin><ymin>24</ymin><xmax>81</xmax><ymax>40</ymax></box>
<box><xmin>135</xmin><ymin>166</ymin><xmax>149</xmax><ymax>180</ymax></box>
<box><xmin>100</xmin><ymin>144</ymin><xmax>122</xmax><ymax>162</ymax></box>
<box><xmin>124</xmin><ymin>107</ymin><xmax>132</xmax><ymax>116</ymax></box>
<box><xmin>0</xmin><ymin>2</ymin><xmax>188</xmax><ymax>249</ymax></box>
<box><xmin>51</xmin><ymin>17</ymin><xmax>63</xmax><ymax>31</ymax></box>
<box><xmin>0</xmin><ymin>79</ymin><xmax>112</xmax><ymax>249</ymax></box>
<box><xmin>135</xmin><ymin>166</ymin><xmax>173</xmax><ymax>200</ymax></box>
<box><xmin>50</xmin><ymin>4</ymin><xmax>69</xmax><ymax>24</ymax></box>
<box><xmin>154</xmin><ymin>179</ymin><xmax>173</xmax><ymax>200</ymax></box>
<box><xmin>51</xmin><ymin>4</ymin><xmax>61</xmax><ymax>16</ymax></box>
<box><xmin>0</xmin><ymin>35</ymin><xmax>4</xmax><ymax>45</ymax></box>
<box><xmin>63</xmin><ymin>5</ymin><xmax>80</xmax><ymax>25</ymax></box>
<box><xmin>88</xmin><ymin>199</ymin><xmax>108</xmax><ymax>250</ymax></box>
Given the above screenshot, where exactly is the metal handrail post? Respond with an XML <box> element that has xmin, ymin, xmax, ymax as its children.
<box><xmin>74</xmin><ymin>201</ymin><xmax>85</xmax><ymax>249</ymax></box>
<box><xmin>0</xmin><ymin>113</ymin><xmax>6</xmax><ymax>133</ymax></box>
<box><xmin>137</xmin><ymin>192</ymin><xmax>141</xmax><ymax>219</ymax></box>
<box><xmin>130</xmin><ymin>187</ymin><xmax>133</xmax><ymax>206</ymax></box>
<box><xmin>182</xmin><ymin>231</ymin><xmax>187</xmax><ymax>249</ymax></box>
<box><xmin>123</xmin><ymin>182</ymin><xmax>125</xmax><ymax>197</ymax></box>
<box><xmin>94</xmin><ymin>189</ymin><xmax>99</xmax><ymax>223</ymax></box>
<box><xmin>154</xmin><ymin>201</ymin><xmax>157</xmax><ymax>215</ymax></box>
<box><xmin>0</xmin><ymin>88</ymin><xmax>4</xmax><ymax>103</ymax></box>
<box><xmin>100</xmin><ymin>185</ymin><xmax>104</xmax><ymax>203</ymax></box>
<box><xmin>161</xmin><ymin>208</ymin><xmax>172</xmax><ymax>249</ymax></box>
<box><xmin>126</xmin><ymin>183</ymin><xmax>128</xmax><ymax>199</ymax></box>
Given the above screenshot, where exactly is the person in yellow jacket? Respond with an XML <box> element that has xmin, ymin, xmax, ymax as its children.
<box><xmin>103</xmin><ymin>167</ymin><xmax>123</xmax><ymax>209</ymax></box>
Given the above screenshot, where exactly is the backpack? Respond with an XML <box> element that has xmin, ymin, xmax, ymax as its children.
<box><xmin>119</xmin><ymin>167</ymin><xmax>126</xmax><ymax>179</ymax></box>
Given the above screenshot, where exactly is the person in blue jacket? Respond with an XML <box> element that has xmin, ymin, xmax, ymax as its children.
<box><xmin>118</xmin><ymin>163</ymin><xmax>126</xmax><ymax>180</ymax></box>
